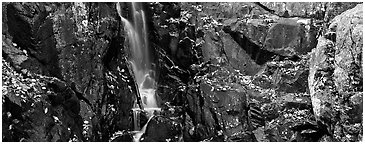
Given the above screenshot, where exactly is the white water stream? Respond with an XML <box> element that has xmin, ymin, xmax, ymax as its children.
<box><xmin>116</xmin><ymin>2</ymin><xmax>160</xmax><ymax>142</ymax></box>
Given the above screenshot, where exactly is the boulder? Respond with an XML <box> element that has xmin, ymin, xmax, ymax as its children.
<box><xmin>308</xmin><ymin>4</ymin><xmax>363</xmax><ymax>141</ymax></box>
<box><xmin>223</xmin><ymin>18</ymin><xmax>270</xmax><ymax>47</ymax></box>
<box><xmin>264</xmin><ymin>19</ymin><xmax>317</xmax><ymax>57</ymax></box>
<box><xmin>308</xmin><ymin>37</ymin><xmax>336</xmax><ymax>129</ymax></box>
<box><xmin>331</xmin><ymin>4</ymin><xmax>363</xmax><ymax>93</ymax></box>
<box><xmin>223</xmin><ymin>17</ymin><xmax>317</xmax><ymax>64</ymax></box>
<box><xmin>220</xmin><ymin>31</ymin><xmax>262</xmax><ymax>75</ymax></box>
<box><xmin>200</xmin><ymin>28</ymin><xmax>262</xmax><ymax>75</ymax></box>
<box><xmin>140</xmin><ymin>116</ymin><xmax>182</xmax><ymax>142</ymax></box>
<box><xmin>109</xmin><ymin>131</ymin><xmax>134</xmax><ymax>142</ymax></box>
<box><xmin>332</xmin><ymin>4</ymin><xmax>362</xmax><ymax>141</ymax></box>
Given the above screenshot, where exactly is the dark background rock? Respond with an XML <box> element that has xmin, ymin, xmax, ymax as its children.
<box><xmin>109</xmin><ymin>131</ymin><xmax>134</xmax><ymax>142</ymax></box>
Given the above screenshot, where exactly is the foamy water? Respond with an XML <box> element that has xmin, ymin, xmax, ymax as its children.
<box><xmin>131</xmin><ymin>107</ymin><xmax>161</xmax><ymax>141</ymax></box>
<box><xmin>117</xmin><ymin>2</ymin><xmax>160</xmax><ymax>141</ymax></box>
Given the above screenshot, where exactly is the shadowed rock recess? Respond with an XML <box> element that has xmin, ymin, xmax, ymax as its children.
<box><xmin>2</xmin><ymin>2</ymin><xmax>362</xmax><ymax>142</ymax></box>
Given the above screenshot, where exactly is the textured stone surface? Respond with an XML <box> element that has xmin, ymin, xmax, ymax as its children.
<box><xmin>2</xmin><ymin>2</ymin><xmax>362</xmax><ymax>142</ymax></box>
<box><xmin>308</xmin><ymin>4</ymin><xmax>363</xmax><ymax>141</ymax></box>
<box><xmin>225</xmin><ymin>17</ymin><xmax>317</xmax><ymax>58</ymax></box>
<box><xmin>2</xmin><ymin>2</ymin><xmax>138</xmax><ymax>142</ymax></box>
<box><xmin>332</xmin><ymin>4</ymin><xmax>363</xmax><ymax>93</ymax></box>
<box><xmin>262</xmin><ymin>2</ymin><xmax>360</xmax><ymax>20</ymax></box>
<box><xmin>141</xmin><ymin>116</ymin><xmax>182</xmax><ymax>142</ymax></box>
<box><xmin>264</xmin><ymin>19</ymin><xmax>317</xmax><ymax>56</ymax></box>
<box><xmin>308</xmin><ymin>37</ymin><xmax>336</xmax><ymax>126</ymax></box>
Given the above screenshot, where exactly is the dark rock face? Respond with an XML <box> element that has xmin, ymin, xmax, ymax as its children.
<box><xmin>220</xmin><ymin>31</ymin><xmax>262</xmax><ymax>75</ymax></box>
<box><xmin>223</xmin><ymin>19</ymin><xmax>275</xmax><ymax>65</ymax></box>
<box><xmin>199</xmin><ymin>82</ymin><xmax>251</xmax><ymax>141</ymax></box>
<box><xmin>109</xmin><ymin>131</ymin><xmax>134</xmax><ymax>142</ymax></box>
<box><xmin>264</xmin><ymin>20</ymin><xmax>317</xmax><ymax>56</ymax></box>
<box><xmin>223</xmin><ymin>18</ymin><xmax>270</xmax><ymax>47</ymax></box>
<box><xmin>224</xmin><ymin>17</ymin><xmax>317</xmax><ymax>60</ymax></box>
<box><xmin>200</xmin><ymin>29</ymin><xmax>262</xmax><ymax>75</ymax></box>
<box><xmin>2</xmin><ymin>2</ymin><xmax>138</xmax><ymax>142</ymax></box>
<box><xmin>3</xmin><ymin>3</ymin><xmax>61</xmax><ymax>78</ymax></box>
<box><xmin>2</xmin><ymin>59</ymin><xmax>84</xmax><ymax>142</ymax></box>
<box><xmin>141</xmin><ymin>116</ymin><xmax>182</xmax><ymax>142</ymax></box>
<box><xmin>151</xmin><ymin>3</ymin><xmax>259</xmax><ymax>140</ymax></box>
<box><xmin>184</xmin><ymin>70</ymin><xmax>252</xmax><ymax>141</ymax></box>
<box><xmin>152</xmin><ymin>2</ymin><xmax>362</xmax><ymax>142</ymax></box>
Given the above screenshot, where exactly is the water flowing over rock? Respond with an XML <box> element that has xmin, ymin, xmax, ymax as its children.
<box><xmin>117</xmin><ymin>2</ymin><xmax>158</xmax><ymax>109</ymax></box>
<box><xmin>140</xmin><ymin>115</ymin><xmax>182</xmax><ymax>142</ymax></box>
<box><xmin>2</xmin><ymin>2</ymin><xmax>362</xmax><ymax>142</ymax></box>
<box><xmin>116</xmin><ymin>3</ymin><xmax>162</xmax><ymax>142</ymax></box>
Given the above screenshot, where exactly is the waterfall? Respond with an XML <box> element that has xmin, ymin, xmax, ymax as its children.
<box><xmin>116</xmin><ymin>2</ymin><xmax>160</xmax><ymax>141</ymax></box>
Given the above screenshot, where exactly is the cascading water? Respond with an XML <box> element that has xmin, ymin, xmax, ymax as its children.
<box><xmin>116</xmin><ymin>2</ymin><xmax>160</xmax><ymax>142</ymax></box>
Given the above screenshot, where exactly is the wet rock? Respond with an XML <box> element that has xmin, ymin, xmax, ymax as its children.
<box><xmin>4</xmin><ymin>2</ymin><xmax>362</xmax><ymax>142</ymax></box>
<box><xmin>155</xmin><ymin>62</ymin><xmax>190</xmax><ymax>107</ymax></box>
<box><xmin>289</xmin><ymin>120</ymin><xmax>327</xmax><ymax>142</ymax></box>
<box><xmin>223</xmin><ymin>19</ymin><xmax>279</xmax><ymax>65</ymax></box>
<box><xmin>3</xmin><ymin>3</ymin><xmax>60</xmax><ymax>77</ymax></box>
<box><xmin>200</xmin><ymin>28</ymin><xmax>262</xmax><ymax>75</ymax></box>
<box><xmin>264</xmin><ymin>19</ymin><xmax>317</xmax><ymax>57</ymax></box>
<box><xmin>153</xmin><ymin>2</ymin><xmax>199</xmax><ymax>108</ymax></box>
<box><xmin>254</xmin><ymin>59</ymin><xmax>309</xmax><ymax>94</ymax></box>
<box><xmin>348</xmin><ymin>92</ymin><xmax>363</xmax><ymax>124</ymax></box>
<box><xmin>220</xmin><ymin>31</ymin><xmax>262</xmax><ymax>75</ymax></box>
<box><xmin>152</xmin><ymin>2</ymin><xmax>198</xmax><ymax>70</ymax></box>
<box><xmin>3</xmin><ymin>2</ymin><xmax>138</xmax><ymax>142</ymax></box>
<box><xmin>141</xmin><ymin>116</ymin><xmax>182</xmax><ymax>142</ymax></box>
<box><xmin>184</xmin><ymin>81</ymin><xmax>203</xmax><ymax>134</ymax></box>
<box><xmin>223</xmin><ymin>17</ymin><xmax>316</xmax><ymax>66</ymax></box>
<box><xmin>264</xmin><ymin>108</ymin><xmax>318</xmax><ymax>142</ymax></box>
<box><xmin>2</xmin><ymin>37</ymin><xmax>28</xmax><ymax>71</ymax></box>
<box><xmin>2</xmin><ymin>59</ymin><xmax>83</xmax><ymax>142</ymax></box>
<box><xmin>197</xmin><ymin>71</ymin><xmax>255</xmax><ymax>141</ymax></box>
<box><xmin>200</xmin><ymin>30</ymin><xmax>226</xmax><ymax>65</ymax></box>
<box><xmin>281</xmin><ymin>94</ymin><xmax>311</xmax><ymax>110</ymax></box>
<box><xmin>109</xmin><ymin>131</ymin><xmax>134</xmax><ymax>142</ymax></box>
<box><xmin>223</xmin><ymin>18</ymin><xmax>270</xmax><ymax>47</ymax></box>
<box><xmin>182</xmin><ymin>113</ymin><xmax>195</xmax><ymax>141</ymax></box>
<box><xmin>161</xmin><ymin>102</ymin><xmax>184</xmax><ymax>118</ymax></box>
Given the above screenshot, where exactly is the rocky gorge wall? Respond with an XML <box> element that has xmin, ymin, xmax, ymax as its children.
<box><xmin>2</xmin><ymin>2</ymin><xmax>363</xmax><ymax>142</ymax></box>
<box><xmin>2</xmin><ymin>2</ymin><xmax>138</xmax><ymax>141</ymax></box>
